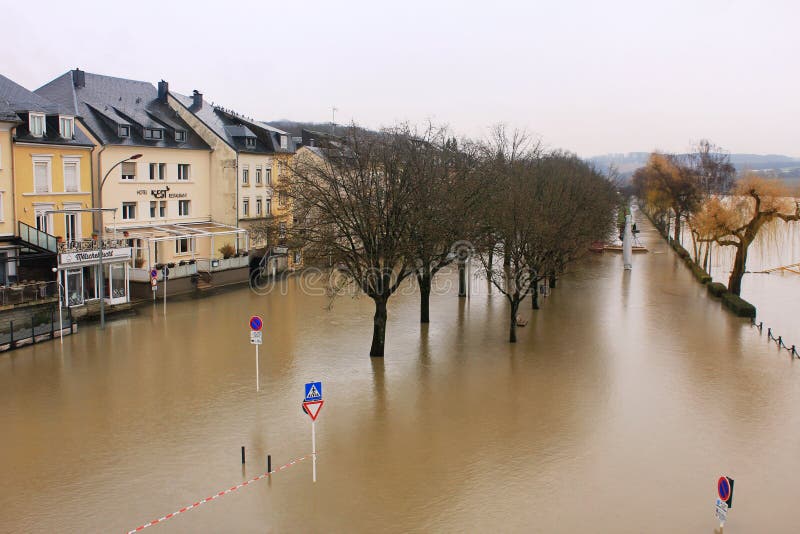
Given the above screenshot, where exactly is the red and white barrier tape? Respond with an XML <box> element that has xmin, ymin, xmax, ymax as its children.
<box><xmin>127</xmin><ymin>453</ymin><xmax>313</xmax><ymax>533</ymax></box>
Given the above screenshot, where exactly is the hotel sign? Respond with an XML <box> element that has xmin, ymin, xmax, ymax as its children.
<box><xmin>59</xmin><ymin>247</ymin><xmax>132</xmax><ymax>265</ymax></box>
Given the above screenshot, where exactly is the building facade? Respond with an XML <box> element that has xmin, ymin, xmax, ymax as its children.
<box><xmin>168</xmin><ymin>88</ymin><xmax>299</xmax><ymax>271</ymax></box>
<box><xmin>37</xmin><ymin>69</ymin><xmax>247</xmax><ymax>305</ymax></box>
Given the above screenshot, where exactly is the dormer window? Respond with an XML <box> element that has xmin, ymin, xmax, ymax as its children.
<box><xmin>118</xmin><ymin>125</ymin><xmax>130</xmax><ymax>138</ymax></box>
<box><xmin>29</xmin><ymin>113</ymin><xmax>45</xmax><ymax>137</ymax></box>
<box><xmin>144</xmin><ymin>128</ymin><xmax>163</xmax><ymax>140</ymax></box>
<box><xmin>175</xmin><ymin>130</ymin><xmax>186</xmax><ymax>142</ymax></box>
<box><xmin>59</xmin><ymin>116</ymin><xmax>74</xmax><ymax>139</ymax></box>
<box><xmin>280</xmin><ymin>135</ymin><xmax>288</xmax><ymax>150</ymax></box>
<box><xmin>246</xmin><ymin>137</ymin><xmax>256</xmax><ymax>148</ymax></box>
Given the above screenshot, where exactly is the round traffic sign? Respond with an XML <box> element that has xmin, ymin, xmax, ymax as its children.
<box><xmin>150</xmin><ymin>269</ymin><xmax>158</xmax><ymax>278</ymax></box>
<box><xmin>151</xmin><ymin>278</ymin><xmax>158</xmax><ymax>286</ymax></box>
<box><xmin>249</xmin><ymin>315</ymin><xmax>263</xmax><ymax>331</ymax></box>
<box><xmin>717</xmin><ymin>476</ymin><xmax>731</xmax><ymax>501</ymax></box>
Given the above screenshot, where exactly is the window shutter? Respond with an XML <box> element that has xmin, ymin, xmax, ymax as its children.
<box><xmin>34</xmin><ymin>162</ymin><xmax>49</xmax><ymax>193</ymax></box>
<box><xmin>64</xmin><ymin>162</ymin><xmax>78</xmax><ymax>192</ymax></box>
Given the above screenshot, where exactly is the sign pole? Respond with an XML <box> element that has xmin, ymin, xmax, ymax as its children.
<box><xmin>163</xmin><ymin>270</ymin><xmax>167</xmax><ymax>316</ymax></box>
<box><xmin>312</xmin><ymin>420</ymin><xmax>316</xmax><ymax>483</ymax></box>
<box><xmin>255</xmin><ymin>342</ymin><xmax>260</xmax><ymax>392</ymax></box>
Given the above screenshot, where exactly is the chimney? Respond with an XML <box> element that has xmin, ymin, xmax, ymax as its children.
<box><xmin>309</xmin><ymin>138</ymin><xmax>315</xmax><ymax>147</ymax></box>
<box><xmin>192</xmin><ymin>90</ymin><xmax>203</xmax><ymax>110</ymax></box>
<box><xmin>157</xmin><ymin>80</ymin><xmax>169</xmax><ymax>103</ymax></box>
<box><xmin>73</xmin><ymin>68</ymin><xmax>85</xmax><ymax>88</ymax></box>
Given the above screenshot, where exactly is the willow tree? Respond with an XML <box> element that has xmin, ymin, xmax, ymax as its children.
<box><xmin>281</xmin><ymin>125</ymin><xmax>418</xmax><ymax>357</ymax></box>
<box><xmin>633</xmin><ymin>153</ymin><xmax>702</xmax><ymax>242</ymax></box>
<box><xmin>694</xmin><ymin>174</ymin><xmax>800</xmax><ymax>295</ymax></box>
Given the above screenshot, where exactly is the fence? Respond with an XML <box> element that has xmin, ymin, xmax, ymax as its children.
<box><xmin>0</xmin><ymin>302</ymin><xmax>74</xmax><ymax>352</ymax></box>
<box><xmin>750</xmin><ymin>319</ymin><xmax>798</xmax><ymax>358</ymax></box>
<box><xmin>0</xmin><ymin>281</ymin><xmax>58</xmax><ymax>307</ymax></box>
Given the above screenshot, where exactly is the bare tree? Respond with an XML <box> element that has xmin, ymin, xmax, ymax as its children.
<box><xmin>281</xmin><ymin>125</ymin><xmax>419</xmax><ymax>357</ymax></box>
<box><xmin>690</xmin><ymin>139</ymin><xmax>736</xmax><ymax>195</ymax></box>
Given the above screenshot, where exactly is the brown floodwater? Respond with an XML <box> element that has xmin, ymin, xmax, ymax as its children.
<box><xmin>2</xmin><ymin>216</ymin><xmax>800</xmax><ymax>533</ymax></box>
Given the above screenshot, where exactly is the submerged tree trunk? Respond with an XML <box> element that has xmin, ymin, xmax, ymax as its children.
<box><xmin>509</xmin><ymin>298</ymin><xmax>519</xmax><ymax>343</ymax></box>
<box><xmin>549</xmin><ymin>273</ymin><xmax>557</xmax><ymax>289</ymax></box>
<box><xmin>531</xmin><ymin>283</ymin><xmax>539</xmax><ymax>309</ymax></box>
<box><xmin>727</xmin><ymin>242</ymin><xmax>749</xmax><ymax>296</ymax></box>
<box><xmin>458</xmin><ymin>261</ymin><xmax>466</xmax><ymax>297</ymax></box>
<box><xmin>370</xmin><ymin>297</ymin><xmax>388</xmax><ymax>357</ymax></box>
<box><xmin>418</xmin><ymin>271</ymin><xmax>432</xmax><ymax>324</ymax></box>
<box><xmin>487</xmin><ymin>249</ymin><xmax>494</xmax><ymax>293</ymax></box>
<box><xmin>673</xmin><ymin>211</ymin><xmax>682</xmax><ymax>243</ymax></box>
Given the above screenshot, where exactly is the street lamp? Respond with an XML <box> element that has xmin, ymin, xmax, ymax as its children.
<box><xmin>51</xmin><ymin>267</ymin><xmax>63</xmax><ymax>344</ymax></box>
<box><xmin>98</xmin><ymin>154</ymin><xmax>141</xmax><ymax>329</ymax></box>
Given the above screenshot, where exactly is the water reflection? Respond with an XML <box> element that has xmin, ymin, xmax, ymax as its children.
<box><xmin>1</xmin><ymin>216</ymin><xmax>799</xmax><ymax>532</ymax></box>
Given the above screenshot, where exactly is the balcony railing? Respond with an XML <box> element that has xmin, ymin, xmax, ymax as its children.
<box><xmin>18</xmin><ymin>222</ymin><xmax>58</xmax><ymax>253</ymax></box>
<box><xmin>57</xmin><ymin>238</ymin><xmax>129</xmax><ymax>253</ymax></box>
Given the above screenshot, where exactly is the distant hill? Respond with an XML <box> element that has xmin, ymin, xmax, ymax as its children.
<box><xmin>589</xmin><ymin>152</ymin><xmax>800</xmax><ymax>181</ymax></box>
<box><xmin>265</xmin><ymin>120</ymin><xmax>337</xmax><ymax>137</ymax></box>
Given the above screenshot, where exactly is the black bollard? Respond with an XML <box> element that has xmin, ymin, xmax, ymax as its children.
<box><xmin>241</xmin><ymin>446</ymin><xmax>245</xmax><ymax>464</ymax></box>
<box><xmin>267</xmin><ymin>455</ymin><xmax>271</xmax><ymax>473</ymax></box>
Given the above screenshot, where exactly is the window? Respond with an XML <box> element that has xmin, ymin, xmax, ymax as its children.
<box><xmin>144</xmin><ymin>128</ymin><xmax>163</xmax><ymax>140</ymax></box>
<box><xmin>33</xmin><ymin>158</ymin><xmax>51</xmax><ymax>193</ymax></box>
<box><xmin>255</xmin><ymin>166</ymin><xmax>262</xmax><ymax>184</ymax></box>
<box><xmin>63</xmin><ymin>160</ymin><xmax>79</xmax><ymax>192</ymax></box>
<box><xmin>279</xmin><ymin>222</ymin><xmax>287</xmax><ymax>238</ymax></box>
<box><xmin>177</xmin><ymin>164</ymin><xmax>190</xmax><ymax>181</ymax></box>
<box><xmin>175</xmin><ymin>130</ymin><xmax>186</xmax><ymax>142</ymax></box>
<box><xmin>118</xmin><ymin>125</ymin><xmax>130</xmax><ymax>137</ymax></box>
<box><xmin>265</xmin><ymin>167</ymin><xmax>272</xmax><ymax>185</ymax></box>
<box><xmin>150</xmin><ymin>201</ymin><xmax>157</xmax><ymax>218</ymax></box>
<box><xmin>59</xmin><ymin>116</ymin><xmax>74</xmax><ymax>139</ymax></box>
<box><xmin>150</xmin><ymin>201</ymin><xmax>166</xmax><ymax>218</ymax></box>
<box><xmin>256</xmin><ymin>198</ymin><xmax>262</xmax><ymax>216</ymax></box>
<box><xmin>34</xmin><ymin>206</ymin><xmax>53</xmax><ymax>233</ymax></box>
<box><xmin>0</xmin><ymin>192</ymin><xmax>4</xmax><ymax>222</ymax></box>
<box><xmin>264</xmin><ymin>198</ymin><xmax>271</xmax><ymax>216</ymax></box>
<box><xmin>242</xmin><ymin>198</ymin><xmax>249</xmax><ymax>216</ymax></box>
<box><xmin>178</xmin><ymin>199</ymin><xmax>190</xmax><ymax>216</ymax></box>
<box><xmin>149</xmin><ymin>163</ymin><xmax>166</xmax><ymax>180</ymax></box>
<box><xmin>175</xmin><ymin>238</ymin><xmax>194</xmax><ymax>254</ymax></box>
<box><xmin>278</xmin><ymin>191</ymin><xmax>285</xmax><ymax>207</ymax></box>
<box><xmin>242</xmin><ymin>166</ymin><xmax>249</xmax><ymax>185</ymax></box>
<box><xmin>159</xmin><ymin>200</ymin><xmax>166</xmax><ymax>218</ymax></box>
<box><xmin>246</xmin><ymin>137</ymin><xmax>256</xmax><ymax>148</ymax></box>
<box><xmin>29</xmin><ymin>113</ymin><xmax>45</xmax><ymax>137</ymax></box>
<box><xmin>280</xmin><ymin>135</ymin><xmax>288</xmax><ymax>150</ymax></box>
<box><xmin>122</xmin><ymin>202</ymin><xmax>136</xmax><ymax>220</ymax></box>
<box><xmin>122</xmin><ymin>161</ymin><xmax>136</xmax><ymax>180</ymax></box>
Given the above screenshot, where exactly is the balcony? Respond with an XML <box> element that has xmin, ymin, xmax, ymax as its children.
<box><xmin>57</xmin><ymin>238</ymin><xmax>129</xmax><ymax>254</ymax></box>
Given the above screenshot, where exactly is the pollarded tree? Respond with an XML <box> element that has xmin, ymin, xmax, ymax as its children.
<box><xmin>694</xmin><ymin>174</ymin><xmax>800</xmax><ymax>295</ymax></box>
<box><xmin>280</xmin><ymin>125</ymin><xmax>419</xmax><ymax>357</ymax></box>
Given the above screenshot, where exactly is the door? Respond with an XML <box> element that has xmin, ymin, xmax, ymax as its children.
<box><xmin>65</xmin><ymin>269</ymin><xmax>83</xmax><ymax>306</ymax></box>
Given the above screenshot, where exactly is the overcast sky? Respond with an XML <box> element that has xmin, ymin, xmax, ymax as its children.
<box><xmin>5</xmin><ymin>0</ymin><xmax>798</xmax><ymax>157</ymax></box>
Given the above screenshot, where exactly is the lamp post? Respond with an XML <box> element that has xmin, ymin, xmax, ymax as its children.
<box><xmin>98</xmin><ymin>154</ymin><xmax>141</xmax><ymax>329</ymax></box>
<box><xmin>51</xmin><ymin>267</ymin><xmax>63</xmax><ymax>344</ymax></box>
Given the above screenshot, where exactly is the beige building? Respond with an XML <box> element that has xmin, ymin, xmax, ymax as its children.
<box><xmin>36</xmin><ymin>70</ymin><xmax>247</xmax><ymax>305</ymax></box>
<box><xmin>168</xmin><ymin>88</ymin><xmax>298</xmax><ymax>271</ymax></box>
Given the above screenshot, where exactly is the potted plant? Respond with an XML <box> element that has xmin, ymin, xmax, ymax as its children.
<box><xmin>179</xmin><ymin>260</ymin><xmax>187</xmax><ymax>266</ymax></box>
<box><xmin>155</xmin><ymin>263</ymin><xmax>164</xmax><ymax>270</ymax></box>
<box><xmin>123</xmin><ymin>230</ymin><xmax>130</xmax><ymax>238</ymax></box>
<box><xmin>188</xmin><ymin>259</ymin><xmax>196</xmax><ymax>265</ymax></box>
<box><xmin>219</xmin><ymin>243</ymin><xmax>235</xmax><ymax>259</ymax></box>
<box><xmin>167</xmin><ymin>262</ymin><xmax>176</xmax><ymax>268</ymax></box>
<box><xmin>56</xmin><ymin>236</ymin><xmax>64</xmax><ymax>243</ymax></box>
<box><xmin>91</xmin><ymin>232</ymin><xmax>98</xmax><ymax>240</ymax></box>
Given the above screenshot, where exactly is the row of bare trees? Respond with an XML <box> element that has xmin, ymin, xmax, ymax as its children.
<box><xmin>633</xmin><ymin>141</ymin><xmax>800</xmax><ymax>295</ymax></box>
<box><xmin>266</xmin><ymin>124</ymin><xmax>617</xmax><ymax>357</ymax></box>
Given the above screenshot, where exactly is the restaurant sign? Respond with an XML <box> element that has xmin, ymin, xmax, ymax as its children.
<box><xmin>59</xmin><ymin>247</ymin><xmax>132</xmax><ymax>265</ymax></box>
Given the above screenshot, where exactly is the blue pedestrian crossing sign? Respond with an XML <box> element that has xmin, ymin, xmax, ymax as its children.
<box><xmin>304</xmin><ymin>381</ymin><xmax>323</xmax><ymax>402</ymax></box>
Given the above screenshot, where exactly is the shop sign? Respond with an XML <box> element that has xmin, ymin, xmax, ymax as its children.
<box><xmin>59</xmin><ymin>247</ymin><xmax>132</xmax><ymax>265</ymax></box>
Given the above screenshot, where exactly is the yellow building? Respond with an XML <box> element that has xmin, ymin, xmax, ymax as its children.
<box><xmin>0</xmin><ymin>73</ymin><xmax>95</xmax><ymax>289</ymax></box>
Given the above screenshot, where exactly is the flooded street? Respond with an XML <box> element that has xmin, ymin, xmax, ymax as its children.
<box><xmin>2</xmin><ymin>216</ymin><xmax>800</xmax><ymax>533</ymax></box>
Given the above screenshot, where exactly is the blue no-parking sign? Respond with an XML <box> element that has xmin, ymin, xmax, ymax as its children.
<box><xmin>249</xmin><ymin>316</ymin><xmax>263</xmax><ymax>331</ymax></box>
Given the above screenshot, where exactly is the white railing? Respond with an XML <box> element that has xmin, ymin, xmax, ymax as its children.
<box><xmin>196</xmin><ymin>255</ymin><xmax>249</xmax><ymax>272</ymax></box>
